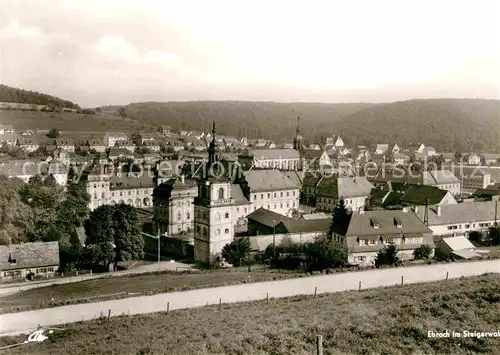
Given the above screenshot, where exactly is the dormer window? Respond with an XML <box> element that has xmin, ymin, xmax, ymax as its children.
<box><xmin>370</xmin><ymin>218</ymin><xmax>380</xmax><ymax>229</ymax></box>
<box><xmin>8</xmin><ymin>252</ymin><xmax>16</xmax><ymax>265</ymax></box>
<box><xmin>394</xmin><ymin>217</ymin><xmax>403</xmax><ymax>228</ymax></box>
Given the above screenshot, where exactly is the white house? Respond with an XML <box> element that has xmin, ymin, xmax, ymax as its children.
<box><xmin>104</xmin><ymin>132</ymin><xmax>128</xmax><ymax>148</ymax></box>
<box><xmin>422</xmin><ymin>170</ymin><xmax>461</xmax><ymax>196</ymax></box>
<box><xmin>467</xmin><ymin>153</ymin><xmax>481</xmax><ymax>165</ymax></box>
<box><xmin>375</xmin><ymin>144</ymin><xmax>389</xmax><ymax>155</ymax></box>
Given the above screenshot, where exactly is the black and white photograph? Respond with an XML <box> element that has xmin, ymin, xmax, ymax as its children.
<box><xmin>0</xmin><ymin>0</ymin><xmax>499</xmax><ymax>354</ymax></box>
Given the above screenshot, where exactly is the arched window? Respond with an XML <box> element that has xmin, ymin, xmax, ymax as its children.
<box><xmin>225</xmin><ymin>228</ymin><xmax>229</xmax><ymax>234</ymax></box>
<box><xmin>218</xmin><ymin>187</ymin><xmax>225</xmax><ymax>200</ymax></box>
<box><xmin>177</xmin><ymin>212</ymin><xmax>181</xmax><ymax>221</ymax></box>
<box><xmin>224</xmin><ymin>212</ymin><xmax>229</xmax><ymax>219</ymax></box>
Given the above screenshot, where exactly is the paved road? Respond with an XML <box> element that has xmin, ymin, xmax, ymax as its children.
<box><xmin>0</xmin><ymin>261</ymin><xmax>193</xmax><ymax>296</ymax></box>
<box><xmin>1</xmin><ymin>259</ymin><xmax>498</xmax><ymax>336</ymax></box>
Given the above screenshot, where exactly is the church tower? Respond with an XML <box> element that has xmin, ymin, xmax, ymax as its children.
<box><xmin>193</xmin><ymin>122</ymin><xmax>235</xmax><ymax>265</ymax></box>
<box><xmin>293</xmin><ymin>116</ymin><xmax>304</xmax><ymax>151</ymax></box>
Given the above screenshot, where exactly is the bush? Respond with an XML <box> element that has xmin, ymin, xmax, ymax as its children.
<box><xmin>413</xmin><ymin>244</ymin><xmax>433</xmax><ymax>260</ymax></box>
<box><xmin>375</xmin><ymin>244</ymin><xmax>400</xmax><ymax>267</ymax></box>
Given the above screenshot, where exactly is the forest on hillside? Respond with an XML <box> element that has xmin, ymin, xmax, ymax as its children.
<box><xmin>334</xmin><ymin>99</ymin><xmax>500</xmax><ymax>152</ymax></box>
<box><xmin>103</xmin><ymin>99</ymin><xmax>500</xmax><ymax>152</ymax></box>
<box><xmin>0</xmin><ymin>85</ymin><xmax>80</xmax><ymax>109</ymax></box>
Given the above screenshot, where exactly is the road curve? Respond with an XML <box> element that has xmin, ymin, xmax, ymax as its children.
<box><xmin>1</xmin><ymin>259</ymin><xmax>498</xmax><ymax>336</ymax></box>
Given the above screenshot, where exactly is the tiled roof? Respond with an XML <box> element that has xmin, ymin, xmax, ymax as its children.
<box><xmin>110</xmin><ymin>174</ymin><xmax>155</xmax><ymax>190</ymax></box>
<box><xmin>87</xmin><ymin>138</ymin><xmax>105</xmax><ymax>146</ymax></box>
<box><xmin>282</xmin><ymin>171</ymin><xmax>303</xmax><ymax>187</ymax></box>
<box><xmin>423</xmin><ymin>170</ymin><xmax>460</xmax><ymax>185</ymax></box>
<box><xmin>317</xmin><ymin>177</ymin><xmax>374</xmax><ymax>198</ymax></box>
<box><xmin>438</xmin><ymin>236</ymin><xmax>475</xmax><ymax>251</ymax></box>
<box><xmin>105</xmin><ymin>132</ymin><xmax>128</xmax><ymax>138</ymax></box>
<box><xmin>231</xmin><ymin>184</ymin><xmax>250</xmax><ymax>205</ymax></box>
<box><xmin>142</xmin><ymin>140</ymin><xmax>160</xmax><ymax>147</ymax></box>
<box><xmin>0</xmin><ymin>134</ymin><xmax>17</xmax><ymax>142</ymax></box>
<box><xmin>281</xmin><ymin>218</ymin><xmax>330</xmax><ymax>234</ymax></box>
<box><xmin>301</xmin><ymin>212</ymin><xmax>330</xmax><ymax>220</ymax></box>
<box><xmin>450</xmin><ymin>166</ymin><xmax>489</xmax><ymax>178</ymax></box>
<box><xmin>0</xmin><ymin>241</ymin><xmax>60</xmax><ymax>271</ymax></box>
<box><xmin>55</xmin><ymin>138</ymin><xmax>75</xmax><ymax>146</ymax></box>
<box><xmin>400</xmin><ymin>185</ymin><xmax>449</xmax><ymax>205</ymax></box>
<box><xmin>414</xmin><ymin>200</ymin><xmax>499</xmax><ymax>226</ymax></box>
<box><xmin>302</xmin><ymin>149</ymin><xmax>323</xmax><ymax>159</ymax></box>
<box><xmin>345</xmin><ymin>210</ymin><xmax>432</xmax><ymax>237</ymax></box>
<box><xmin>109</xmin><ymin>147</ymin><xmax>134</xmax><ymax>157</ymax></box>
<box><xmin>244</xmin><ymin>170</ymin><xmax>300</xmax><ymax>192</ymax></box>
<box><xmin>244</xmin><ymin>149</ymin><xmax>300</xmax><ymax>160</ymax></box>
<box><xmin>247</xmin><ymin>207</ymin><xmax>292</xmax><ymax>227</ymax></box>
<box><xmin>17</xmin><ymin>138</ymin><xmax>39</xmax><ymax>145</ymax></box>
<box><xmin>115</xmin><ymin>140</ymin><xmax>135</xmax><ymax>147</ymax></box>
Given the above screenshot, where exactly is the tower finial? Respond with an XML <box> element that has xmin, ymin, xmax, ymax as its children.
<box><xmin>296</xmin><ymin>116</ymin><xmax>300</xmax><ymax>133</ymax></box>
<box><xmin>212</xmin><ymin>121</ymin><xmax>216</xmax><ymax>135</ymax></box>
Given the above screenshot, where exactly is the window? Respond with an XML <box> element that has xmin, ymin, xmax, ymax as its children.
<box><xmin>261</xmin><ymin>194</ymin><xmax>264</xmax><ymax>199</ymax></box>
<box><xmin>186</xmin><ymin>212</ymin><xmax>190</xmax><ymax>220</ymax></box>
<box><xmin>280</xmin><ymin>192</ymin><xmax>283</xmax><ymax>197</ymax></box>
<box><xmin>101</xmin><ymin>192</ymin><xmax>105</xmax><ymax>199</ymax></box>
<box><xmin>111</xmin><ymin>192</ymin><xmax>115</xmax><ymax>197</ymax></box>
<box><xmin>287</xmin><ymin>191</ymin><xmax>289</xmax><ymax>197</ymax></box>
<box><xmin>93</xmin><ymin>193</ymin><xmax>97</xmax><ymax>199</ymax></box>
<box><xmin>177</xmin><ymin>212</ymin><xmax>181</xmax><ymax>221</ymax></box>
<box><xmin>267</xmin><ymin>193</ymin><xmax>271</xmax><ymax>198</ymax></box>
<box><xmin>465</xmin><ymin>224</ymin><xmax>470</xmax><ymax>229</ymax></box>
<box><xmin>93</xmin><ymin>184</ymin><xmax>97</xmax><ymax>189</ymax></box>
<box><xmin>236</xmin><ymin>207</ymin><xmax>239</xmax><ymax>213</ymax></box>
<box><xmin>216</xmin><ymin>229</ymin><xmax>220</xmax><ymax>235</ymax></box>
<box><xmin>293</xmin><ymin>202</ymin><xmax>295</xmax><ymax>207</ymax></box>
<box><xmin>120</xmin><ymin>191</ymin><xmax>123</xmax><ymax>196</ymax></box>
<box><xmin>287</xmin><ymin>202</ymin><xmax>289</xmax><ymax>208</ymax></box>
<box><xmin>225</xmin><ymin>228</ymin><xmax>229</xmax><ymax>234</ymax></box>
<box><xmin>293</xmin><ymin>191</ymin><xmax>296</xmax><ymax>196</ymax></box>
<box><xmin>368</xmin><ymin>240</ymin><xmax>376</xmax><ymax>246</ymax></box>
<box><xmin>273</xmin><ymin>192</ymin><xmax>276</xmax><ymax>198</ymax></box>
<box><xmin>218</xmin><ymin>187</ymin><xmax>225</xmax><ymax>200</ymax></box>
<box><xmin>273</xmin><ymin>204</ymin><xmax>276</xmax><ymax>209</ymax></box>
<box><xmin>216</xmin><ymin>213</ymin><xmax>220</xmax><ymax>220</ymax></box>
<box><xmin>128</xmin><ymin>191</ymin><xmax>131</xmax><ymax>196</ymax></box>
<box><xmin>355</xmin><ymin>256</ymin><xmax>366</xmax><ymax>262</ymax></box>
<box><xmin>177</xmin><ymin>226</ymin><xmax>181</xmax><ymax>232</ymax></box>
<box><xmin>224</xmin><ymin>212</ymin><xmax>229</xmax><ymax>219</ymax></box>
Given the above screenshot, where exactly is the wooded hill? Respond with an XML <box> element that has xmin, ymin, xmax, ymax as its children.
<box><xmin>0</xmin><ymin>85</ymin><xmax>80</xmax><ymax>110</ymax></box>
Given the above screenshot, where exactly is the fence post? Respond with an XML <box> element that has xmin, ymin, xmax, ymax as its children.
<box><xmin>314</xmin><ymin>286</ymin><xmax>318</xmax><ymax>297</ymax></box>
<box><xmin>446</xmin><ymin>271</ymin><xmax>449</xmax><ymax>280</ymax></box>
<box><xmin>76</xmin><ymin>270</ymin><xmax>78</xmax><ymax>276</ymax></box>
<box><xmin>107</xmin><ymin>309</ymin><xmax>111</xmax><ymax>322</ymax></box>
<box><xmin>167</xmin><ymin>302</ymin><xmax>170</xmax><ymax>314</ymax></box>
<box><xmin>219</xmin><ymin>298</ymin><xmax>222</xmax><ymax>309</ymax></box>
<box><xmin>358</xmin><ymin>281</ymin><xmax>361</xmax><ymax>291</ymax></box>
<box><xmin>401</xmin><ymin>276</ymin><xmax>404</xmax><ymax>285</ymax></box>
<box><xmin>90</xmin><ymin>269</ymin><xmax>92</xmax><ymax>276</ymax></box>
<box><xmin>266</xmin><ymin>293</ymin><xmax>269</xmax><ymax>303</ymax></box>
<box><xmin>316</xmin><ymin>334</ymin><xmax>324</xmax><ymax>355</ymax></box>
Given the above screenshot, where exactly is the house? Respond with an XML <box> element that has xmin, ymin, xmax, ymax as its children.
<box><xmin>399</xmin><ymin>184</ymin><xmax>457</xmax><ymax>207</ymax></box>
<box><xmin>0</xmin><ymin>160</ymin><xmax>41</xmax><ymax>182</ymax></box>
<box><xmin>422</xmin><ymin>146</ymin><xmax>436</xmax><ymax>157</ymax></box>
<box><xmin>409</xmin><ymin>143</ymin><xmax>425</xmax><ymax>154</ymax></box>
<box><xmin>246</xmin><ymin>208</ymin><xmax>330</xmax><ymax>250</ymax></box>
<box><xmin>153</xmin><ymin>176</ymin><xmax>198</xmax><ymax>235</ymax></box>
<box><xmin>239</xmin><ymin>149</ymin><xmax>301</xmax><ymax>171</ymax></box>
<box><xmin>301</xmin><ymin>149</ymin><xmax>328</xmax><ymax>171</ymax></box>
<box><xmin>0</xmin><ymin>134</ymin><xmax>17</xmax><ymax>146</ymax></box>
<box><xmin>0</xmin><ymin>125</ymin><xmax>14</xmax><ymax>135</ymax></box>
<box><xmin>451</xmin><ymin>166</ymin><xmax>493</xmax><ymax>193</ymax></box>
<box><xmin>308</xmin><ymin>144</ymin><xmax>321</xmax><ymax>150</ymax></box>
<box><xmin>391</xmin><ymin>144</ymin><xmax>401</xmax><ymax>154</ymax></box>
<box><xmin>108</xmin><ymin>174</ymin><xmax>155</xmax><ymax>207</ymax></box>
<box><xmin>333</xmin><ymin>135</ymin><xmax>345</xmax><ymax>148</ymax></box>
<box><xmin>393</xmin><ymin>153</ymin><xmax>409</xmax><ymax>166</ymax></box>
<box><xmin>0</xmin><ymin>241</ymin><xmax>60</xmax><ymax>281</ymax></box>
<box><xmin>160</xmin><ymin>125</ymin><xmax>172</xmax><ymax>134</ymax></box>
<box><xmin>441</xmin><ymin>153</ymin><xmax>455</xmax><ymax>164</ymax></box>
<box><xmin>86</xmin><ymin>138</ymin><xmax>106</xmax><ymax>153</ymax></box>
<box><xmin>467</xmin><ymin>153</ymin><xmax>481</xmax><ymax>165</ymax></box>
<box><xmin>141</xmin><ymin>140</ymin><xmax>161</xmax><ymax>152</ymax></box>
<box><xmin>243</xmin><ymin>169</ymin><xmax>301</xmax><ymax>217</ymax></box>
<box><xmin>55</xmin><ymin>138</ymin><xmax>75</xmax><ymax>153</ymax></box>
<box><xmin>282</xmin><ymin>143</ymin><xmax>294</xmax><ymax>149</ymax></box>
<box><xmin>104</xmin><ymin>132</ymin><xmax>128</xmax><ymax>147</ymax></box>
<box><xmin>331</xmin><ymin>209</ymin><xmax>434</xmax><ymax>266</ymax></box>
<box><xmin>374</xmin><ymin>144</ymin><xmax>389</xmax><ymax>155</ymax></box>
<box><xmin>422</xmin><ymin>170</ymin><xmax>461</xmax><ymax>196</ymax></box>
<box><xmin>300</xmin><ymin>212</ymin><xmax>329</xmax><ymax>220</ymax></box>
<box><xmin>315</xmin><ymin>176</ymin><xmax>374</xmax><ymax>213</ymax></box>
<box><xmin>114</xmin><ymin>140</ymin><xmax>136</xmax><ymax>152</ymax></box>
<box><xmin>413</xmin><ymin>200</ymin><xmax>500</xmax><ymax>237</ymax></box>
<box><xmin>16</xmin><ymin>137</ymin><xmax>39</xmax><ymax>152</ymax></box>
<box><xmin>482</xmin><ymin>153</ymin><xmax>500</xmax><ymax>165</ymax></box>
<box><xmin>108</xmin><ymin>147</ymin><xmax>135</xmax><ymax>161</ymax></box>
<box><xmin>167</xmin><ymin>139</ymin><xmax>185</xmax><ymax>152</ymax></box>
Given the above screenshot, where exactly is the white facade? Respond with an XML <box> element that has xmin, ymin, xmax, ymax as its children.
<box><xmin>194</xmin><ymin>180</ymin><xmax>235</xmax><ymax>264</ymax></box>
<box><xmin>104</xmin><ymin>133</ymin><xmax>128</xmax><ymax>148</ymax></box>
<box><xmin>252</xmin><ymin>158</ymin><xmax>299</xmax><ymax>170</ymax></box>
<box><xmin>248</xmin><ymin>188</ymin><xmax>300</xmax><ymax>216</ymax></box>
<box><xmin>316</xmin><ymin>195</ymin><xmax>367</xmax><ymax>213</ymax></box>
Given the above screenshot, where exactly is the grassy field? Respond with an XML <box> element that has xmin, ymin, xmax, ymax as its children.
<box><xmin>0</xmin><ymin>268</ymin><xmax>301</xmax><ymax>313</ymax></box>
<box><xmin>1</xmin><ymin>274</ymin><xmax>499</xmax><ymax>355</ymax></box>
<box><xmin>0</xmin><ymin>110</ymin><xmax>155</xmax><ymax>132</ymax></box>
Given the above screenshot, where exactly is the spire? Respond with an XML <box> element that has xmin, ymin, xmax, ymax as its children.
<box><xmin>293</xmin><ymin>116</ymin><xmax>303</xmax><ymax>151</ymax></box>
<box><xmin>212</xmin><ymin>121</ymin><xmax>216</xmax><ymax>136</ymax></box>
<box><xmin>296</xmin><ymin>116</ymin><xmax>300</xmax><ymax>134</ymax></box>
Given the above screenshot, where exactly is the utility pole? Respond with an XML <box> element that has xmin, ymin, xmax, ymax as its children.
<box><xmin>157</xmin><ymin>228</ymin><xmax>161</xmax><ymax>269</ymax></box>
<box><xmin>272</xmin><ymin>219</ymin><xmax>276</xmax><ymax>260</ymax></box>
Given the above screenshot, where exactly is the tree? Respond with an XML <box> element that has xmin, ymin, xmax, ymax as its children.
<box><xmin>84</xmin><ymin>205</ymin><xmax>116</xmax><ymax>270</ymax></box>
<box><xmin>221</xmin><ymin>236</ymin><xmax>251</xmax><ymax>266</ymax></box>
<box><xmin>488</xmin><ymin>226</ymin><xmax>500</xmax><ymax>246</ymax></box>
<box><xmin>95</xmin><ymin>107</ymin><xmax>103</xmax><ymax>113</ymax></box>
<box><xmin>413</xmin><ymin>244</ymin><xmax>432</xmax><ymax>260</ymax></box>
<box><xmin>303</xmin><ymin>234</ymin><xmax>346</xmax><ymax>270</ymax></box>
<box><xmin>46</xmin><ymin>128</ymin><xmax>60</xmax><ymax>139</ymax></box>
<box><xmin>111</xmin><ymin>204</ymin><xmax>144</xmax><ymax>269</ymax></box>
<box><xmin>118</xmin><ymin>106</ymin><xmax>127</xmax><ymax>118</ymax></box>
<box><xmin>468</xmin><ymin>231</ymin><xmax>484</xmax><ymax>245</ymax></box>
<box><xmin>454</xmin><ymin>151</ymin><xmax>462</xmax><ymax>163</ymax></box>
<box><xmin>375</xmin><ymin>244</ymin><xmax>400</xmax><ymax>267</ymax></box>
<box><xmin>56</xmin><ymin>181</ymin><xmax>91</xmax><ymax>234</ymax></box>
<box><xmin>329</xmin><ymin>198</ymin><xmax>351</xmax><ymax>236</ymax></box>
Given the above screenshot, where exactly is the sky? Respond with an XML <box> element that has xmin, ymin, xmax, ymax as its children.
<box><xmin>1</xmin><ymin>0</ymin><xmax>499</xmax><ymax>107</ymax></box>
